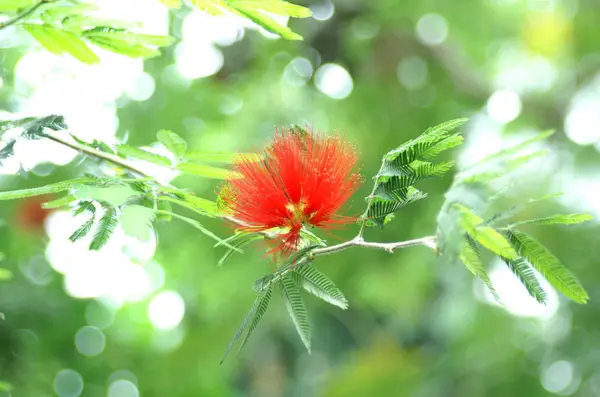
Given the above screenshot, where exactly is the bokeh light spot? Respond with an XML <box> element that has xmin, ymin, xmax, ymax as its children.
<box><xmin>53</xmin><ymin>369</ymin><xmax>84</xmax><ymax>397</ymax></box>
<box><xmin>541</xmin><ymin>360</ymin><xmax>580</xmax><ymax>395</ymax></box>
<box><xmin>148</xmin><ymin>290</ymin><xmax>185</xmax><ymax>330</ymax></box>
<box><xmin>176</xmin><ymin>42</ymin><xmax>224</xmax><ymax>80</ymax></box>
<box><xmin>314</xmin><ymin>63</ymin><xmax>353</xmax><ymax>99</ymax></box>
<box><xmin>486</xmin><ymin>90</ymin><xmax>522</xmax><ymax>123</ymax></box>
<box><xmin>125</xmin><ymin>72</ymin><xmax>155</xmax><ymax>102</ymax></box>
<box><xmin>397</xmin><ymin>56</ymin><xmax>428</xmax><ymax>90</ymax></box>
<box><xmin>75</xmin><ymin>326</ymin><xmax>106</xmax><ymax>357</ymax></box>
<box><xmin>416</xmin><ymin>13</ymin><xmax>448</xmax><ymax>45</ymax></box>
<box><xmin>310</xmin><ymin>0</ymin><xmax>335</xmax><ymax>21</ymax></box>
<box><xmin>108</xmin><ymin>379</ymin><xmax>139</xmax><ymax>397</ymax></box>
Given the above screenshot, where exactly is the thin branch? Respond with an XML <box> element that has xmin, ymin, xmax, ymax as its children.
<box><xmin>0</xmin><ymin>0</ymin><xmax>54</xmax><ymax>30</ymax></box>
<box><xmin>42</xmin><ymin>129</ymin><xmax>152</xmax><ymax>179</ymax></box>
<box><xmin>257</xmin><ymin>235</ymin><xmax>437</xmax><ymax>291</ymax></box>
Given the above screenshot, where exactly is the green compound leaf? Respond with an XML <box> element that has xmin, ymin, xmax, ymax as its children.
<box><xmin>280</xmin><ymin>274</ymin><xmax>311</xmax><ymax>352</ymax></box>
<box><xmin>506</xmin><ymin>229</ymin><xmax>589</xmax><ymax>303</ymax></box>
<box><xmin>293</xmin><ymin>266</ymin><xmax>348</xmax><ymax>309</ymax></box>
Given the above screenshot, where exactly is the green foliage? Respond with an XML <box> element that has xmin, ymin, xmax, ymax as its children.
<box><xmin>41</xmin><ymin>194</ymin><xmax>76</xmax><ymax>209</ymax></box>
<box><xmin>438</xmin><ymin>130</ymin><xmax>590</xmax><ymax>304</ymax></box>
<box><xmin>0</xmin><ymin>178</ymin><xmax>93</xmax><ymax>201</ymax></box>
<box><xmin>221</xmin><ymin>286</ymin><xmax>273</xmax><ymax>364</ymax></box>
<box><xmin>217</xmin><ymin>232</ymin><xmax>263</xmax><ymax>266</ymax></box>
<box><xmin>24</xmin><ymin>23</ymin><xmax>100</xmax><ymax>64</ymax></box>
<box><xmin>501</xmin><ymin>256</ymin><xmax>547</xmax><ymax>304</ymax></box>
<box><xmin>82</xmin><ymin>27</ymin><xmax>174</xmax><ymax>59</ymax></box>
<box><xmin>506</xmin><ymin>229</ymin><xmax>589</xmax><ymax>303</ymax></box>
<box><xmin>176</xmin><ymin>163</ymin><xmax>238</xmax><ymax>180</ymax></box>
<box><xmin>459</xmin><ymin>236</ymin><xmax>500</xmax><ymax>303</ymax></box>
<box><xmin>280</xmin><ymin>273</ymin><xmax>311</xmax><ymax>352</ymax></box>
<box><xmin>363</xmin><ymin>118</ymin><xmax>467</xmax><ymax>228</ymax></box>
<box><xmin>186</xmin><ymin>151</ymin><xmax>262</xmax><ymax>163</ymax></box>
<box><xmin>509</xmin><ymin>213</ymin><xmax>593</xmax><ymax>227</ymax></box>
<box><xmin>187</xmin><ymin>0</ymin><xmax>311</xmax><ymax>40</ymax></box>
<box><xmin>157</xmin><ymin>129</ymin><xmax>188</xmax><ymax>161</ymax></box>
<box><xmin>89</xmin><ymin>204</ymin><xmax>118</xmax><ymax>250</ymax></box>
<box><xmin>1</xmin><ymin>2</ymin><xmax>172</xmax><ymax>63</ymax></box>
<box><xmin>0</xmin><ymin>115</ymin><xmax>67</xmax><ymax>163</ymax></box>
<box><xmin>116</xmin><ymin>145</ymin><xmax>172</xmax><ymax>167</ymax></box>
<box><xmin>69</xmin><ymin>203</ymin><xmax>97</xmax><ymax>243</ymax></box>
<box><xmin>293</xmin><ymin>265</ymin><xmax>348</xmax><ymax>309</ymax></box>
<box><xmin>455</xmin><ymin>203</ymin><xmax>518</xmax><ymax>260</ymax></box>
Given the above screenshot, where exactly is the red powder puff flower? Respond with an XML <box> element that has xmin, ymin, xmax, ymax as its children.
<box><xmin>221</xmin><ymin>127</ymin><xmax>362</xmax><ymax>256</ymax></box>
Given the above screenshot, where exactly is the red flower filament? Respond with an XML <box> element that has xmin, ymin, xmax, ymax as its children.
<box><xmin>222</xmin><ymin>128</ymin><xmax>362</xmax><ymax>255</ymax></box>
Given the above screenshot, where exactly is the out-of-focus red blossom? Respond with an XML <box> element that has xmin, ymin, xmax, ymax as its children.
<box><xmin>221</xmin><ymin>128</ymin><xmax>362</xmax><ymax>256</ymax></box>
<box><xmin>15</xmin><ymin>196</ymin><xmax>53</xmax><ymax>233</ymax></box>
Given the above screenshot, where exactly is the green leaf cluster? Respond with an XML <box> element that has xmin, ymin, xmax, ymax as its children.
<box><xmin>438</xmin><ymin>130</ymin><xmax>592</xmax><ymax>304</ymax></box>
<box><xmin>2</xmin><ymin>1</ymin><xmax>172</xmax><ymax>63</ymax></box>
<box><xmin>363</xmin><ymin>118</ymin><xmax>467</xmax><ymax>227</ymax></box>
<box><xmin>223</xmin><ymin>247</ymin><xmax>348</xmax><ymax>362</ymax></box>
<box><xmin>162</xmin><ymin>0</ymin><xmax>312</xmax><ymax>40</ymax></box>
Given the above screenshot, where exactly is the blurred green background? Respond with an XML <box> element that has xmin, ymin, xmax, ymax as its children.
<box><xmin>1</xmin><ymin>0</ymin><xmax>600</xmax><ymax>396</ymax></box>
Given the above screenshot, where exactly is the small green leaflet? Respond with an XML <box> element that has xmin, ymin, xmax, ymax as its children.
<box><xmin>89</xmin><ymin>205</ymin><xmax>118</xmax><ymax>251</ymax></box>
<box><xmin>0</xmin><ymin>178</ymin><xmax>93</xmax><ymax>201</ymax></box>
<box><xmin>24</xmin><ymin>24</ymin><xmax>100</xmax><ymax>64</ymax></box>
<box><xmin>69</xmin><ymin>216</ymin><xmax>95</xmax><ymax>242</ymax></box>
<box><xmin>293</xmin><ymin>266</ymin><xmax>348</xmax><ymax>309</ymax></box>
<box><xmin>70</xmin><ymin>200</ymin><xmax>97</xmax><ymax>243</ymax></box>
<box><xmin>116</xmin><ymin>145</ymin><xmax>172</xmax><ymax>166</ymax></box>
<box><xmin>157</xmin><ymin>188</ymin><xmax>220</xmax><ymax>216</ymax></box>
<box><xmin>82</xmin><ymin>27</ymin><xmax>173</xmax><ymax>59</ymax></box>
<box><xmin>42</xmin><ymin>194</ymin><xmax>76</xmax><ymax>209</ymax></box>
<box><xmin>232</xmin><ymin>5</ymin><xmax>303</xmax><ymax>40</ymax></box>
<box><xmin>280</xmin><ymin>274</ymin><xmax>311</xmax><ymax>352</ymax></box>
<box><xmin>177</xmin><ymin>163</ymin><xmax>239</xmax><ymax>180</ymax></box>
<box><xmin>501</xmin><ymin>256</ymin><xmax>547</xmax><ymax>304</ymax></box>
<box><xmin>218</xmin><ymin>233</ymin><xmax>263</xmax><ymax>266</ymax></box>
<box><xmin>459</xmin><ymin>236</ymin><xmax>500</xmax><ymax>303</ymax></box>
<box><xmin>510</xmin><ymin>213</ymin><xmax>593</xmax><ymax>227</ymax></box>
<box><xmin>506</xmin><ymin>229</ymin><xmax>589</xmax><ymax>303</ymax></box>
<box><xmin>157</xmin><ymin>130</ymin><xmax>187</xmax><ymax>160</ymax></box>
<box><xmin>231</xmin><ymin>0</ymin><xmax>312</xmax><ymax>17</ymax></box>
<box><xmin>455</xmin><ymin>204</ymin><xmax>518</xmax><ymax>260</ymax></box>
<box><xmin>221</xmin><ymin>286</ymin><xmax>273</xmax><ymax>364</ymax></box>
<box><xmin>363</xmin><ymin>119</ymin><xmax>465</xmax><ymax>228</ymax></box>
<box><xmin>155</xmin><ymin>210</ymin><xmax>239</xmax><ymax>251</ymax></box>
<box><xmin>188</xmin><ymin>0</ymin><xmax>311</xmax><ymax>40</ymax></box>
<box><xmin>471</xmin><ymin>130</ymin><xmax>555</xmax><ymax>169</ymax></box>
<box><xmin>186</xmin><ymin>151</ymin><xmax>262</xmax><ymax>163</ymax></box>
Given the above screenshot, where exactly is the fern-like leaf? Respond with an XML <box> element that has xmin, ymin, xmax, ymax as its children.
<box><xmin>221</xmin><ymin>286</ymin><xmax>262</xmax><ymax>364</ymax></box>
<box><xmin>293</xmin><ymin>266</ymin><xmax>348</xmax><ymax>309</ymax></box>
<box><xmin>89</xmin><ymin>205</ymin><xmax>118</xmax><ymax>251</ymax></box>
<box><xmin>280</xmin><ymin>274</ymin><xmax>311</xmax><ymax>352</ymax></box>
<box><xmin>455</xmin><ymin>204</ymin><xmax>518</xmax><ymax>260</ymax></box>
<box><xmin>506</xmin><ymin>229</ymin><xmax>588</xmax><ymax>303</ymax></box>
<box><xmin>459</xmin><ymin>236</ymin><xmax>500</xmax><ymax>303</ymax></box>
<box><xmin>510</xmin><ymin>213</ymin><xmax>593</xmax><ymax>227</ymax></box>
<box><xmin>237</xmin><ymin>286</ymin><xmax>273</xmax><ymax>353</ymax></box>
<box><xmin>69</xmin><ymin>216</ymin><xmax>96</xmax><ymax>242</ymax></box>
<box><xmin>501</xmin><ymin>256</ymin><xmax>547</xmax><ymax>304</ymax></box>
